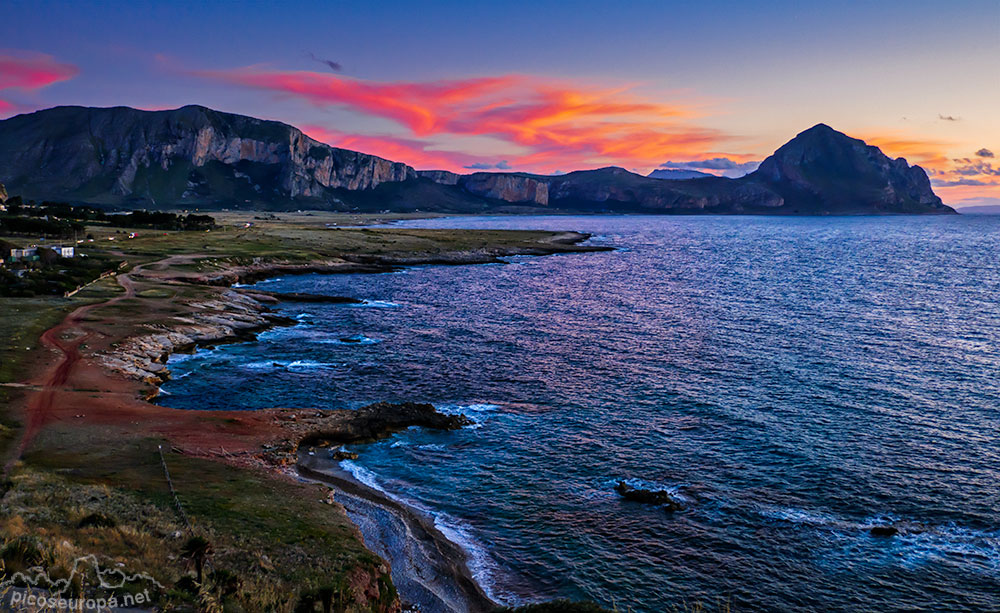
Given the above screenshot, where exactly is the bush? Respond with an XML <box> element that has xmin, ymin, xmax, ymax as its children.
<box><xmin>1</xmin><ymin>535</ymin><xmax>50</xmax><ymax>573</ymax></box>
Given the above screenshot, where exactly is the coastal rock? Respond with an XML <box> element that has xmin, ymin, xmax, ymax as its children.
<box><xmin>98</xmin><ymin>289</ymin><xmax>275</xmax><ymax>388</ymax></box>
<box><xmin>300</xmin><ymin>402</ymin><xmax>471</xmax><ymax>447</ymax></box>
<box><xmin>614</xmin><ymin>482</ymin><xmax>685</xmax><ymax>512</ymax></box>
<box><xmin>869</xmin><ymin>525</ymin><xmax>899</xmax><ymax>537</ymax></box>
<box><xmin>237</xmin><ymin>289</ymin><xmax>364</xmax><ymax>304</ymax></box>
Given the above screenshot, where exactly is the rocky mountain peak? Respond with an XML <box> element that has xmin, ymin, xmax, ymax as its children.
<box><xmin>750</xmin><ymin>123</ymin><xmax>949</xmax><ymax>213</ymax></box>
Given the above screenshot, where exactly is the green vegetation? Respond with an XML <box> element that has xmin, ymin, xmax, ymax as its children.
<box><xmin>0</xmin><ymin>251</ymin><xmax>122</xmax><ymax>297</ymax></box>
<box><xmin>3</xmin><ymin>200</ymin><xmax>217</xmax><ymax>231</ymax></box>
<box><xmin>11</xmin><ymin>438</ymin><xmax>393</xmax><ymax>612</ymax></box>
<box><xmin>0</xmin><ymin>210</ymin><xmax>603</xmax><ymax>611</ymax></box>
<box><xmin>0</xmin><ymin>215</ymin><xmax>85</xmax><ymax>238</ymax></box>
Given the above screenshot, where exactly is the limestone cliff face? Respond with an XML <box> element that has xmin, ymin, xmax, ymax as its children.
<box><xmin>418</xmin><ymin>170</ymin><xmax>548</xmax><ymax>204</ymax></box>
<box><xmin>0</xmin><ymin>105</ymin><xmax>415</xmax><ymax>206</ymax></box>
<box><xmin>416</xmin><ymin>170</ymin><xmax>461</xmax><ymax>185</ymax></box>
<box><xmin>459</xmin><ymin>172</ymin><xmax>548</xmax><ymax>205</ymax></box>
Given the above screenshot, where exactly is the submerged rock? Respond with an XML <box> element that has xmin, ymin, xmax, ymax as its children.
<box><xmin>614</xmin><ymin>482</ymin><xmax>684</xmax><ymax>512</ymax></box>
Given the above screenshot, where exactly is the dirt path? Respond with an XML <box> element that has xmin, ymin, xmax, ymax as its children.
<box><xmin>5</xmin><ymin>264</ymin><xmax>142</xmax><ymax>473</ymax></box>
<box><xmin>3</xmin><ymin>253</ymin><xmax>290</xmax><ymax>476</ymax></box>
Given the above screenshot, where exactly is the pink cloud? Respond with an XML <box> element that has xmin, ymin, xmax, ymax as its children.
<box><xmin>197</xmin><ymin>66</ymin><xmax>741</xmax><ymax>173</ymax></box>
<box><xmin>301</xmin><ymin>125</ymin><xmax>502</xmax><ymax>171</ymax></box>
<box><xmin>0</xmin><ymin>51</ymin><xmax>78</xmax><ymax>116</ymax></box>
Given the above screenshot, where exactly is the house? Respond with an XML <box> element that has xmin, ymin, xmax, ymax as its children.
<box><xmin>10</xmin><ymin>247</ymin><xmax>38</xmax><ymax>262</ymax></box>
<box><xmin>49</xmin><ymin>245</ymin><xmax>75</xmax><ymax>258</ymax></box>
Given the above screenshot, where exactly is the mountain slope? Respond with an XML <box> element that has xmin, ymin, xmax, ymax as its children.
<box><xmin>0</xmin><ymin>106</ymin><xmax>953</xmax><ymax>215</ymax></box>
<box><xmin>749</xmin><ymin>123</ymin><xmax>950</xmax><ymax>214</ymax></box>
<box><xmin>0</xmin><ymin>105</ymin><xmax>415</xmax><ymax>207</ymax></box>
<box><xmin>647</xmin><ymin>168</ymin><xmax>714</xmax><ymax>180</ymax></box>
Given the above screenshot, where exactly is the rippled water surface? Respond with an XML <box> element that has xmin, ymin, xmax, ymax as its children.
<box><xmin>161</xmin><ymin>215</ymin><xmax>1000</xmax><ymax>612</ymax></box>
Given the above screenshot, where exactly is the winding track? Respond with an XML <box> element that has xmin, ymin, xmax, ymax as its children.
<box><xmin>5</xmin><ymin>264</ymin><xmax>141</xmax><ymax>473</ymax></box>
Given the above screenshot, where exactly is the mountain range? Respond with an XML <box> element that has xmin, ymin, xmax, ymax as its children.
<box><xmin>647</xmin><ymin>168</ymin><xmax>714</xmax><ymax>180</ymax></box>
<box><xmin>0</xmin><ymin>105</ymin><xmax>954</xmax><ymax>215</ymax></box>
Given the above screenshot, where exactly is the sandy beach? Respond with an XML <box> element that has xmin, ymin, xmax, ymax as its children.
<box><xmin>298</xmin><ymin>454</ymin><xmax>496</xmax><ymax>613</ymax></box>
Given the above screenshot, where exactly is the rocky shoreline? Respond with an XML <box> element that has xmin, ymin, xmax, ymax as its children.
<box><xmin>86</xmin><ymin>230</ymin><xmax>608</xmax><ymax>611</ymax></box>
<box><xmin>97</xmin><ymin>288</ymin><xmax>293</xmax><ymax>397</ymax></box>
<box><xmin>99</xmin><ymin>231</ymin><xmax>608</xmax><ymax>399</ymax></box>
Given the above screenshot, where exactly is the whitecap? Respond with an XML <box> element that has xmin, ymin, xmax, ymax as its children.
<box><xmin>431</xmin><ymin>512</ymin><xmax>519</xmax><ymax>606</ymax></box>
<box><xmin>759</xmin><ymin>506</ymin><xmax>841</xmax><ymax>527</ymax></box>
<box><xmin>242</xmin><ymin>360</ymin><xmax>285</xmax><ymax>370</ymax></box>
<box><xmin>287</xmin><ymin>360</ymin><xmax>339</xmax><ymax>371</ymax></box>
<box><xmin>317</xmin><ymin>334</ymin><xmax>381</xmax><ymax>345</ymax></box>
<box><xmin>352</xmin><ymin>300</ymin><xmax>401</xmax><ymax>308</ymax></box>
<box><xmin>339</xmin><ymin>458</ymin><xmax>519</xmax><ymax>605</ymax></box>
<box><xmin>339</xmin><ymin>461</ymin><xmax>400</xmax><ymax>501</ymax></box>
<box><xmin>435</xmin><ymin>403</ymin><xmax>501</xmax><ymax>429</ymax></box>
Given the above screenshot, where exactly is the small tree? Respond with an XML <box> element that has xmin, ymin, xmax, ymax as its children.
<box><xmin>180</xmin><ymin>535</ymin><xmax>213</xmax><ymax>585</ymax></box>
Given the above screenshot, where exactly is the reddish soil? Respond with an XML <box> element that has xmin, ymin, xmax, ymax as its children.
<box><xmin>6</xmin><ymin>260</ymin><xmax>308</xmax><ymax>475</ymax></box>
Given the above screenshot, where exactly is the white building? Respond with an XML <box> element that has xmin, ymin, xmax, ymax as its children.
<box><xmin>10</xmin><ymin>247</ymin><xmax>37</xmax><ymax>261</ymax></box>
<box><xmin>49</xmin><ymin>245</ymin><xmax>75</xmax><ymax>258</ymax></box>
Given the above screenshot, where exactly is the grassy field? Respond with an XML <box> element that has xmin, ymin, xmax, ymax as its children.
<box><xmin>0</xmin><ymin>213</ymin><xmax>601</xmax><ymax>612</ymax></box>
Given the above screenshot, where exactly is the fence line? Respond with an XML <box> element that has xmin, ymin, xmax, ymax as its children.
<box><xmin>158</xmin><ymin>444</ymin><xmax>191</xmax><ymax>529</ymax></box>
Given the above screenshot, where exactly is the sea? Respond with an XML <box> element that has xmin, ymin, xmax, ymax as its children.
<box><xmin>158</xmin><ymin>215</ymin><xmax>1000</xmax><ymax>612</ymax></box>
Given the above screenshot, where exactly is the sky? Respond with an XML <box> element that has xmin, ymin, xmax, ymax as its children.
<box><xmin>2</xmin><ymin>0</ymin><xmax>998</xmax><ymax>207</ymax></box>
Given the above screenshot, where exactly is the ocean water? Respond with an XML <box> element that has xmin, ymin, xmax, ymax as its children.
<box><xmin>159</xmin><ymin>215</ymin><xmax>1000</xmax><ymax>612</ymax></box>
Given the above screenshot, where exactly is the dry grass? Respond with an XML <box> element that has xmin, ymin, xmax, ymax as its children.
<box><xmin>0</xmin><ymin>214</ymin><xmax>600</xmax><ymax>612</ymax></box>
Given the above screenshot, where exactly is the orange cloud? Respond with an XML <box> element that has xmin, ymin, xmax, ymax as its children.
<box><xmin>201</xmin><ymin>68</ymin><xmax>519</xmax><ymax>135</ymax></box>
<box><xmin>857</xmin><ymin>132</ymin><xmax>1000</xmax><ymax>204</ymax></box>
<box><xmin>198</xmin><ymin>66</ymin><xmax>742</xmax><ymax>173</ymax></box>
<box><xmin>860</xmin><ymin>133</ymin><xmax>952</xmax><ymax>169</ymax></box>
<box><xmin>0</xmin><ymin>51</ymin><xmax>78</xmax><ymax>115</ymax></box>
<box><xmin>301</xmin><ymin>125</ymin><xmax>503</xmax><ymax>171</ymax></box>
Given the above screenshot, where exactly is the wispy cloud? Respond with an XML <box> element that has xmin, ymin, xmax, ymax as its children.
<box><xmin>932</xmin><ymin>178</ymin><xmax>988</xmax><ymax>187</ymax></box>
<box><xmin>938</xmin><ymin>114</ymin><xmax>960</xmax><ymax>121</ymax></box>
<box><xmin>464</xmin><ymin>161</ymin><xmax>512</xmax><ymax>170</ymax></box>
<box><xmin>195</xmin><ymin>66</ymin><xmax>741</xmax><ymax>172</ymax></box>
<box><xmin>301</xmin><ymin>124</ymin><xmax>503</xmax><ymax>170</ymax></box>
<box><xmin>0</xmin><ymin>50</ymin><xmax>78</xmax><ymax>115</ymax></box>
<box><xmin>306</xmin><ymin>52</ymin><xmax>342</xmax><ymax>72</ymax></box>
<box><xmin>861</xmin><ymin>134</ymin><xmax>952</xmax><ymax>168</ymax></box>
<box><xmin>658</xmin><ymin>157</ymin><xmax>760</xmax><ymax>178</ymax></box>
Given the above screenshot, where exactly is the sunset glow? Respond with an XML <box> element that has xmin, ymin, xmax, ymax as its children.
<box><xmin>3</xmin><ymin>1</ymin><xmax>997</xmax><ymax>207</ymax></box>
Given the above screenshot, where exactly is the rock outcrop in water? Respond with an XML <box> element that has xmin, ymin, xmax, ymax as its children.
<box><xmin>0</xmin><ymin>105</ymin><xmax>954</xmax><ymax>214</ymax></box>
<box><xmin>869</xmin><ymin>525</ymin><xmax>900</xmax><ymax>537</ymax></box>
<box><xmin>614</xmin><ymin>482</ymin><xmax>685</xmax><ymax>512</ymax></box>
<box><xmin>299</xmin><ymin>402</ymin><xmax>471</xmax><ymax>447</ymax></box>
